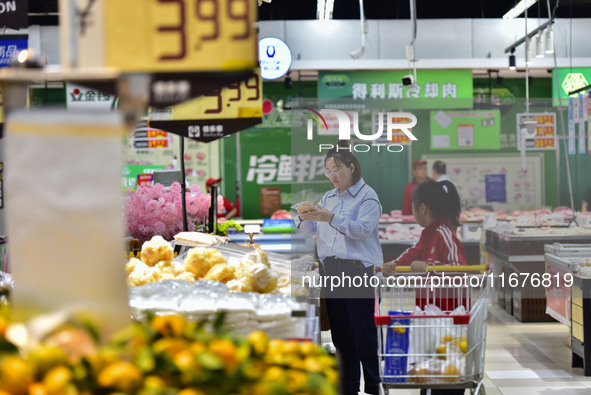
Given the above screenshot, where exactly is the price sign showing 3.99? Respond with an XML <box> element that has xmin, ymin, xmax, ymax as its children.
<box><xmin>70</xmin><ymin>0</ymin><xmax>258</xmax><ymax>73</ymax></box>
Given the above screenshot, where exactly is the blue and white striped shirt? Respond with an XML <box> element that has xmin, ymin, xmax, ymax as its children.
<box><xmin>296</xmin><ymin>178</ymin><xmax>383</xmax><ymax>268</ymax></box>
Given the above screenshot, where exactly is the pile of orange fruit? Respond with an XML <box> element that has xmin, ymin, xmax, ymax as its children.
<box><xmin>0</xmin><ymin>310</ymin><xmax>338</xmax><ymax>395</ymax></box>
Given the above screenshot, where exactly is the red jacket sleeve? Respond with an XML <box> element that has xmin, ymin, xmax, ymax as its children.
<box><xmin>394</xmin><ymin>240</ymin><xmax>423</xmax><ymax>266</ymax></box>
<box><xmin>402</xmin><ymin>183</ymin><xmax>414</xmax><ymax>215</ymax></box>
<box><xmin>222</xmin><ymin>196</ymin><xmax>234</xmax><ymax>212</ymax></box>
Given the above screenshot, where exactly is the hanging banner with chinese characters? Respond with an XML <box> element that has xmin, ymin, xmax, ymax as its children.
<box><xmin>515</xmin><ymin>112</ymin><xmax>557</xmax><ymax>151</ymax></box>
<box><xmin>318</xmin><ymin>70</ymin><xmax>473</xmax><ymax>109</ymax></box>
<box><xmin>430</xmin><ymin>110</ymin><xmax>501</xmax><ymax>150</ymax></box>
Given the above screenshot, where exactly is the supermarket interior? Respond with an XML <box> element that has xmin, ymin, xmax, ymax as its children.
<box><xmin>2</xmin><ymin>0</ymin><xmax>591</xmax><ymax>394</ymax></box>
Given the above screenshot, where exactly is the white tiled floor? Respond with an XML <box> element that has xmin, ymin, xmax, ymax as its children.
<box><xmin>326</xmin><ymin>303</ymin><xmax>591</xmax><ymax>394</ymax></box>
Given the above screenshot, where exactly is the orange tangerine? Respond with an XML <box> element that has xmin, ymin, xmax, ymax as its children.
<box><xmin>442</xmin><ymin>364</ymin><xmax>461</xmax><ymax>382</ymax></box>
<box><xmin>97</xmin><ymin>362</ymin><xmax>142</xmax><ymax>392</ymax></box>
<box><xmin>0</xmin><ymin>356</ymin><xmax>34</xmax><ymax>395</ymax></box>
<box><xmin>28</xmin><ymin>383</ymin><xmax>48</xmax><ymax>395</ymax></box>
<box><xmin>151</xmin><ymin>315</ymin><xmax>186</xmax><ymax>337</ymax></box>
<box><xmin>42</xmin><ymin>366</ymin><xmax>72</xmax><ymax>395</ymax></box>
<box><xmin>209</xmin><ymin>339</ymin><xmax>238</xmax><ymax>371</ymax></box>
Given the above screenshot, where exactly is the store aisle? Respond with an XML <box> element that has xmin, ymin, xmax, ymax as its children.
<box><xmin>381</xmin><ymin>304</ymin><xmax>591</xmax><ymax>394</ymax></box>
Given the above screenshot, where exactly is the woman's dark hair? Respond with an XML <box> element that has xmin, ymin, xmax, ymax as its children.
<box><xmin>324</xmin><ymin>140</ymin><xmax>362</xmax><ymax>184</ymax></box>
<box><xmin>412</xmin><ymin>180</ymin><xmax>461</xmax><ymax>228</ymax></box>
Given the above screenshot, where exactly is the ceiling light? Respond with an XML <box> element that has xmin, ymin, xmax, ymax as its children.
<box><xmin>503</xmin><ymin>0</ymin><xmax>538</xmax><ymax>19</ymax></box>
<box><xmin>545</xmin><ymin>26</ymin><xmax>554</xmax><ymax>54</ymax></box>
<box><xmin>535</xmin><ymin>31</ymin><xmax>544</xmax><ymax>58</ymax></box>
<box><xmin>509</xmin><ymin>53</ymin><xmax>516</xmax><ymax>70</ymax></box>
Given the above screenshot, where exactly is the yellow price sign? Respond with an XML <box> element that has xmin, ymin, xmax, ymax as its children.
<box><xmin>166</xmin><ymin>72</ymin><xmax>261</xmax><ymax>120</ymax></box>
<box><xmin>146</xmin><ymin>71</ymin><xmax>262</xmax><ymax>141</ymax></box>
<box><xmin>61</xmin><ymin>0</ymin><xmax>257</xmax><ymax>73</ymax></box>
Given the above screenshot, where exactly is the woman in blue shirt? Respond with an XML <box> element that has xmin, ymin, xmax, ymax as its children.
<box><xmin>296</xmin><ymin>143</ymin><xmax>382</xmax><ymax>395</ymax></box>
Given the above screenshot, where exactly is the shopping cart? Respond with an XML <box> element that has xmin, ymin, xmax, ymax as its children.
<box><xmin>374</xmin><ymin>265</ymin><xmax>490</xmax><ymax>395</ymax></box>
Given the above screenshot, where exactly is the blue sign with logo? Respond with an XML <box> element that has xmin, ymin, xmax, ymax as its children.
<box><xmin>0</xmin><ymin>38</ymin><xmax>27</xmax><ymax>67</ymax></box>
<box><xmin>485</xmin><ymin>174</ymin><xmax>506</xmax><ymax>203</ymax></box>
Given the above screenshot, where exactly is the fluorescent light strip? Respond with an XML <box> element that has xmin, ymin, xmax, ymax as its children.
<box><xmin>503</xmin><ymin>0</ymin><xmax>538</xmax><ymax>19</ymax></box>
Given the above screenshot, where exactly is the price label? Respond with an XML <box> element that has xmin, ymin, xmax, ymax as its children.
<box><xmin>61</xmin><ymin>0</ymin><xmax>257</xmax><ymax>72</ymax></box>
<box><xmin>166</xmin><ymin>71</ymin><xmax>262</xmax><ymax>120</ymax></box>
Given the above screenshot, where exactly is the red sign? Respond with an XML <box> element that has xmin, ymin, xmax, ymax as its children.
<box><xmin>137</xmin><ymin>174</ymin><xmax>154</xmax><ymax>188</ymax></box>
<box><xmin>389</xmin><ymin>116</ymin><xmax>413</xmax><ymax>145</ymax></box>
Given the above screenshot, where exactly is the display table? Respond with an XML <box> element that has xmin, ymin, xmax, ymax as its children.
<box><xmin>486</xmin><ymin>229</ymin><xmax>591</xmax><ymax>322</ymax></box>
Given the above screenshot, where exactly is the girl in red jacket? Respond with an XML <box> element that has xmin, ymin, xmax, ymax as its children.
<box><xmin>383</xmin><ymin>180</ymin><xmax>466</xmax><ymax>275</ymax></box>
<box><xmin>384</xmin><ymin>180</ymin><xmax>466</xmax><ymax>395</ymax></box>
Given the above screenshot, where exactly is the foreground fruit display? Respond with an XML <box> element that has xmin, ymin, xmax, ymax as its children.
<box><xmin>0</xmin><ymin>310</ymin><xmax>338</xmax><ymax>395</ymax></box>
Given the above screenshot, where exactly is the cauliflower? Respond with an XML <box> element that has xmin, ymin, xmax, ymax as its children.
<box><xmin>241</xmin><ymin>249</ymin><xmax>270</xmax><ymax>268</ymax></box>
<box><xmin>247</xmin><ymin>263</ymin><xmax>278</xmax><ymax>293</ymax></box>
<box><xmin>140</xmin><ymin>236</ymin><xmax>173</xmax><ymax>267</ymax></box>
<box><xmin>155</xmin><ymin>261</ymin><xmax>175</xmax><ymax>277</ymax></box>
<box><xmin>125</xmin><ymin>258</ymin><xmax>143</xmax><ymax>276</ymax></box>
<box><xmin>128</xmin><ymin>263</ymin><xmax>158</xmax><ymax>286</ymax></box>
<box><xmin>226</xmin><ymin>277</ymin><xmax>254</xmax><ymax>293</ymax></box>
<box><xmin>204</xmin><ymin>264</ymin><xmax>236</xmax><ymax>283</ymax></box>
<box><xmin>175</xmin><ymin>272</ymin><xmax>196</xmax><ymax>284</ymax></box>
<box><xmin>183</xmin><ymin>248</ymin><xmax>227</xmax><ymax>279</ymax></box>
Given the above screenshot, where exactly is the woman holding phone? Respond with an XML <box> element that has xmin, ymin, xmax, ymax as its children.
<box><xmin>296</xmin><ymin>141</ymin><xmax>382</xmax><ymax>395</ymax></box>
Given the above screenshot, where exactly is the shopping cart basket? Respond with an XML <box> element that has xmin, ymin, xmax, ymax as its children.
<box><xmin>374</xmin><ymin>265</ymin><xmax>490</xmax><ymax>395</ymax></box>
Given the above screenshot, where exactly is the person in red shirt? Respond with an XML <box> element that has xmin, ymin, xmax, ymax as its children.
<box><xmin>205</xmin><ymin>178</ymin><xmax>237</xmax><ymax>220</ymax></box>
<box><xmin>384</xmin><ymin>180</ymin><xmax>466</xmax><ymax>273</ymax></box>
<box><xmin>385</xmin><ymin>180</ymin><xmax>466</xmax><ymax>395</ymax></box>
<box><xmin>402</xmin><ymin>159</ymin><xmax>430</xmax><ymax>215</ymax></box>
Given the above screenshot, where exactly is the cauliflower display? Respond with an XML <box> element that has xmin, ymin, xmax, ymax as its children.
<box><xmin>125</xmin><ymin>258</ymin><xmax>143</xmax><ymax>276</ymax></box>
<box><xmin>183</xmin><ymin>247</ymin><xmax>227</xmax><ymax>279</ymax></box>
<box><xmin>226</xmin><ymin>277</ymin><xmax>254</xmax><ymax>293</ymax></box>
<box><xmin>140</xmin><ymin>236</ymin><xmax>174</xmax><ymax>267</ymax></box>
<box><xmin>128</xmin><ymin>263</ymin><xmax>158</xmax><ymax>287</ymax></box>
<box><xmin>175</xmin><ymin>272</ymin><xmax>196</xmax><ymax>283</ymax></box>
<box><xmin>204</xmin><ymin>264</ymin><xmax>236</xmax><ymax>283</ymax></box>
<box><xmin>241</xmin><ymin>249</ymin><xmax>270</xmax><ymax>268</ymax></box>
<box><xmin>247</xmin><ymin>263</ymin><xmax>278</xmax><ymax>294</ymax></box>
<box><xmin>126</xmin><ymin>238</ymin><xmax>290</xmax><ymax>295</ymax></box>
<box><xmin>155</xmin><ymin>261</ymin><xmax>175</xmax><ymax>277</ymax></box>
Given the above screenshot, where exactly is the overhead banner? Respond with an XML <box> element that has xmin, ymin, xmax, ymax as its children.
<box><xmin>515</xmin><ymin>112</ymin><xmax>557</xmax><ymax>151</ymax></box>
<box><xmin>553</xmin><ymin>67</ymin><xmax>591</xmax><ymax>106</ymax></box>
<box><xmin>0</xmin><ymin>0</ymin><xmax>28</xmax><ymax>29</ymax></box>
<box><xmin>430</xmin><ymin>110</ymin><xmax>501</xmax><ymax>150</ymax></box>
<box><xmin>318</xmin><ymin>70</ymin><xmax>473</xmax><ymax>109</ymax></box>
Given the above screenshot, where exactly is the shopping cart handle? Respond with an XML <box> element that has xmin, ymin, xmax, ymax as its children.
<box><xmin>376</xmin><ymin>264</ymin><xmax>487</xmax><ymax>274</ymax></box>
